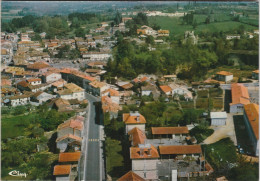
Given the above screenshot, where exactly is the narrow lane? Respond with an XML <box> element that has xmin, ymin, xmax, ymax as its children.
<box><xmin>84</xmin><ymin>93</ymin><xmax>103</xmax><ymax>181</ymax></box>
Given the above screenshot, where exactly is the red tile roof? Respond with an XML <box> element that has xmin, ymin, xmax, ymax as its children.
<box><xmin>151</xmin><ymin>127</ymin><xmax>189</xmax><ymax>135</ymax></box>
<box><xmin>123</xmin><ymin>113</ymin><xmax>146</xmax><ymax>124</ymax></box>
<box><xmin>140</xmin><ymin>77</ymin><xmax>148</xmax><ymax>82</ymax></box>
<box><xmin>117</xmin><ymin>171</ymin><xmax>145</xmax><ymax>181</ymax></box>
<box><xmin>159</xmin><ymin>145</ymin><xmax>202</xmax><ymax>155</ymax></box>
<box><xmin>160</xmin><ymin>85</ymin><xmax>172</xmax><ymax>93</ymax></box>
<box><xmin>53</xmin><ymin>165</ymin><xmax>71</xmax><ymax>176</ymax></box>
<box><xmin>130</xmin><ymin>145</ymin><xmax>159</xmax><ymax>159</ymax></box>
<box><xmin>230</xmin><ymin>83</ymin><xmax>250</xmax><ymax>105</ymax></box>
<box><xmin>56</xmin><ymin>134</ymin><xmax>82</xmax><ymax>142</ymax></box>
<box><xmin>102</xmin><ymin>88</ymin><xmax>119</xmax><ymax>96</ymax></box>
<box><xmin>216</xmin><ymin>71</ymin><xmax>233</xmax><ymax>76</ymax></box>
<box><xmin>27</xmin><ymin>61</ymin><xmax>50</xmax><ymax>70</ymax></box>
<box><xmin>17</xmin><ymin>80</ymin><xmax>29</xmax><ymax>87</ymax></box>
<box><xmin>1</xmin><ymin>79</ymin><xmax>11</xmax><ymax>86</ymax></box>
<box><xmin>27</xmin><ymin>78</ymin><xmax>41</xmax><ymax>82</ymax></box>
<box><xmin>244</xmin><ymin>103</ymin><xmax>259</xmax><ymax>140</ymax></box>
<box><xmin>121</xmin><ymin>83</ymin><xmax>134</xmax><ymax>90</ymax></box>
<box><xmin>128</xmin><ymin>127</ymin><xmax>147</xmax><ymax>146</ymax></box>
<box><xmin>58</xmin><ymin>152</ymin><xmax>81</xmax><ymax>162</ymax></box>
<box><xmin>253</xmin><ymin>70</ymin><xmax>259</xmax><ymax>74</ymax></box>
<box><xmin>57</xmin><ymin>119</ymin><xmax>83</xmax><ymax>131</ymax></box>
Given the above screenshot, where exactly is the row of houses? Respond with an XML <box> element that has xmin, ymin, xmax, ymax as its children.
<box><xmin>54</xmin><ymin>115</ymin><xmax>85</xmax><ymax>180</ymax></box>
<box><xmin>117</xmin><ymin>111</ymin><xmax>214</xmax><ymax>180</ymax></box>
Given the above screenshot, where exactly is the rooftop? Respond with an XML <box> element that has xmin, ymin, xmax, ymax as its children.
<box><xmin>130</xmin><ymin>145</ymin><xmax>159</xmax><ymax>159</ymax></box>
<box><xmin>53</xmin><ymin>165</ymin><xmax>71</xmax><ymax>176</ymax></box>
<box><xmin>244</xmin><ymin>103</ymin><xmax>259</xmax><ymax>140</ymax></box>
<box><xmin>159</xmin><ymin>145</ymin><xmax>202</xmax><ymax>155</ymax></box>
<box><xmin>56</xmin><ymin>134</ymin><xmax>82</xmax><ymax>142</ymax></box>
<box><xmin>64</xmin><ymin>83</ymin><xmax>84</xmax><ymax>92</ymax></box>
<box><xmin>216</xmin><ymin>71</ymin><xmax>233</xmax><ymax>76</ymax></box>
<box><xmin>57</xmin><ymin>118</ymin><xmax>83</xmax><ymax>131</ymax></box>
<box><xmin>58</xmin><ymin>152</ymin><xmax>81</xmax><ymax>163</ymax></box>
<box><xmin>230</xmin><ymin>83</ymin><xmax>250</xmax><ymax>106</ymax></box>
<box><xmin>117</xmin><ymin>171</ymin><xmax>145</xmax><ymax>181</ymax></box>
<box><xmin>160</xmin><ymin>85</ymin><xmax>172</xmax><ymax>93</ymax></box>
<box><xmin>210</xmin><ymin>112</ymin><xmax>227</xmax><ymax>119</ymax></box>
<box><xmin>123</xmin><ymin>113</ymin><xmax>146</xmax><ymax>124</ymax></box>
<box><xmin>151</xmin><ymin>127</ymin><xmax>189</xmax><ymax>135</ymax></box>
<box><xmin>128</xmin><ymin>127</ymin><xmax>147</xmax><ymax>147</ymax></box>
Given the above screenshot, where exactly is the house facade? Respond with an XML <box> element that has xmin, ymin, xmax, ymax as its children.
<box><xmin>230</xmin><ymin>83</ymin><xmax>250</xmax><ymax>113</ymax></box>
<box><xmin>210</xmin><ymin>112</ymin><xmax>227</xmax><ymax>126</ymax></box>
<box><xmin>216</xmin><ymin>71</ymin><xmax>233</xmax><ymax>82</ymax></box>
<box><xmin>123</xmin><ymin>112</ymin><xmax>146</xmax><ymax>134</ymax></box>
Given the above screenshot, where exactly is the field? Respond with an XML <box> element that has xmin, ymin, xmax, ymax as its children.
<box><xmin>197</xmin><ymin>90</ymin><xmax>208</xmax><ymax>98</ymax></box>
<box><xmin>180</xmin><ymin>101</ymin><xmax>194</xmax><ymax>109</ymax></box>
<box><xmin>1</xmin><ymin>113</ymin><xmax>37</xmax><ymax>139</ymax></box>
<box><xmin>196</xmin><ymin>98</ymin><xmax>209</xmax><ymax>109</ymax></box>
<box><xmin>148</xmin><ymin>16</ymin><xmax>257</xmax><ymax>37</ymax></box>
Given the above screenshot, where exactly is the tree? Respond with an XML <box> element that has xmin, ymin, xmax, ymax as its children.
<box><xmin>192</xmin><ymin>19</ymin><xmax>198</xmax><ymax>29</ymax></box>
<box><xmin>145</xmin><ymin>35</ymin><xmax>155</xmax><ymax>45</ymax></box>
<box><xmin>114</xmin><ymin>11</ymin><xmax>122</xmax><ymax>25</ymax></box>
<box><xmin>75</xmin><ymin>27</ymin><xmax>85</xmax><ymax>38</ymax></box>
<box><xmin>205</xmin><ymin>15</ymin><xmax>211</xmax><ymax>24</ymax></box>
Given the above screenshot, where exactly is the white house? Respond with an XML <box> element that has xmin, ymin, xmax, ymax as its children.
<box><xmin>216</xmin><ymin>71</ymin><xmax>233</xmax><ymax>82</ymax></box>
<box><xmin>82</xmin><ymin>52</ymin><xmax>112</xmax><ymax>60</ymax></box>
<box><xmin>27</xmin><ymin>78</ymin><xmax>42</xmax><ymax>85</ymax></box>
<box><xmin>102</xmin><ymin>88</ymin><xmax>120</xmax><ymax>104</ymax></box>
<box><xmin>31</xmin><ymin>91</ymin><xmax>56</xmax><ymax>104</ymax></box>
<box><xmin>123</xmin><ymin>112</ymin><xmax>146</xmax><ymax>134</ymax></box>
<box><xmin>226</xmin><ymin>35</ymin><xmax>241</xmax><ymax>40</ymax></box>
<box><xmin>42</xmin><ymin>72</ymin><xmax>62</xmax><ymax>83</ymax></box>
<box><xmin>57</xmin><ymin>83</ymin><xmax>85</xmax><ymax>101</ymax></box>
<box><xmin>56</xmin><ymin>134</ymin><xmax>82</xmax><ymax>152</ymax></box>
<box><xmin>130</xmin><ymin>144</ymin><xmax>160</xmax><ymax>180</ymax></box>
<box><xmin>87</xmin><ymin>80</ymin><xmax>109</xmax><ymax>96</ymax></box>
<box><xmin>210</xmin><ymin>112</ymin><xmax>227</xmax><ymax>126</ymax></box>
<box><xmin>9</xmin><ymin>94</ymin><xmax>31</xmax><ymax>107</ymax></box>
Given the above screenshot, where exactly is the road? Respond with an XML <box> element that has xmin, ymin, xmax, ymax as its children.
<box><xmin>82</xmin><ymin>93</ymin><xmax>104</xmax><ymax>181</ymax></box>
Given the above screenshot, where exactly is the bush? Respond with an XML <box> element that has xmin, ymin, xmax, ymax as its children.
<box><xmin>190</xmin><ymin>126</ymin><xmax>214</xmax><ymax>143</ymax></box>
<box><xmin>13</xmin><ymin>106</ymin><xmax>27</xmax><ymax>115</ymax></box>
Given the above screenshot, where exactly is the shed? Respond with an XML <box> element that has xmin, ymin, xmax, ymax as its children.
<box><xmin>210</xmin><ymin>112</ymin><xmax>227</xmax><ymax>126</ymax></box>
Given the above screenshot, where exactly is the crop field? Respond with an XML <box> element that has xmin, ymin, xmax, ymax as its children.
<box><xmin>197</xmin><ymin>90</ymin><xmax>208</xmax><ymax>98</ymax></box>
<box><xmin>196</xmin><ymin>98</ymin><xmax>209</xmax><ymax>109</ymax></box>
<box><xmin>212</xmin><ymin>97</ymin><xmax>224</xmax><ymax>110</ymax></box>
<box><xmin>148</xmin><ymin>16</ymin><xmax>257</xmax><ymax>37</ymax></box>
<box><xmin>180</xmin><ymin>101</ymin><xmax>194</xmax><ymax>109</ymax></box>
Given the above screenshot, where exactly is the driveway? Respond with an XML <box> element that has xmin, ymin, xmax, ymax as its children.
<box><xmin>203</xmin><ymin>113</ymin><xmax>237</xmax><ymax>145</ymax></box>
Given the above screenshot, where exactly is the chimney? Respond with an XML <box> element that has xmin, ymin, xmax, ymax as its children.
<box><xmin>140</xmin><ymin>148</ymin><xmax>144</xmax><ymax>157</ymax></box>
<box><xmin>147</xmin><ymin>148</ymin><xmax>152</xmax><ymax>156</ymax></box>
<box><xmin>137</xmin><ymin>116</ymin><xmax>140</xmax><ymax>123</ymax></box>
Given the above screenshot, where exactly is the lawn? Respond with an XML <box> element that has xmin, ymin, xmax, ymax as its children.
<box><xmin>190</xmin><ymin>126</ymin><xmax>214</xmax><ymax>143</ymax></box>
<box><xmin>2</xmin><ymin>113</ymin><xmax>37</xmax><ymax>139</ymax></box>
<box><xmin>202</xmin><ymin>137</ymin><xmax>237</xmax><ymax>170</ymax></box>
<box><xmin>196</xmin><ymin>98</ymin><xmax>209</xmax><ymax>109</ymax></box>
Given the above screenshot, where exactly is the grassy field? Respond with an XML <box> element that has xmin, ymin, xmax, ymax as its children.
<box><xmin>2</xmin><ymin>113</ymin><xmax>36</xmax><ymax>139</ymax></box>
<box><xmin>212</xmin><ymin>98</ymin><xmax>224</xmax><ymax>110</ymax></box>
<box><xmin>148</xmin><ymin>16</ymin><xmax>257</xmax><ymax>37</ymax></box>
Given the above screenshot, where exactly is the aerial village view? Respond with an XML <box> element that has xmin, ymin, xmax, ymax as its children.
<box><xmin>1</xmin><ymin>1</ymin><xmax>259</xmax><ymax>181</ymax></box>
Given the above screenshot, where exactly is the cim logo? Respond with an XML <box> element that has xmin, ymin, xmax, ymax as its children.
<box><xmin>8</xmin><ymin>170</ymin><xmax>27</xmax><ymax>178</ymax></box>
